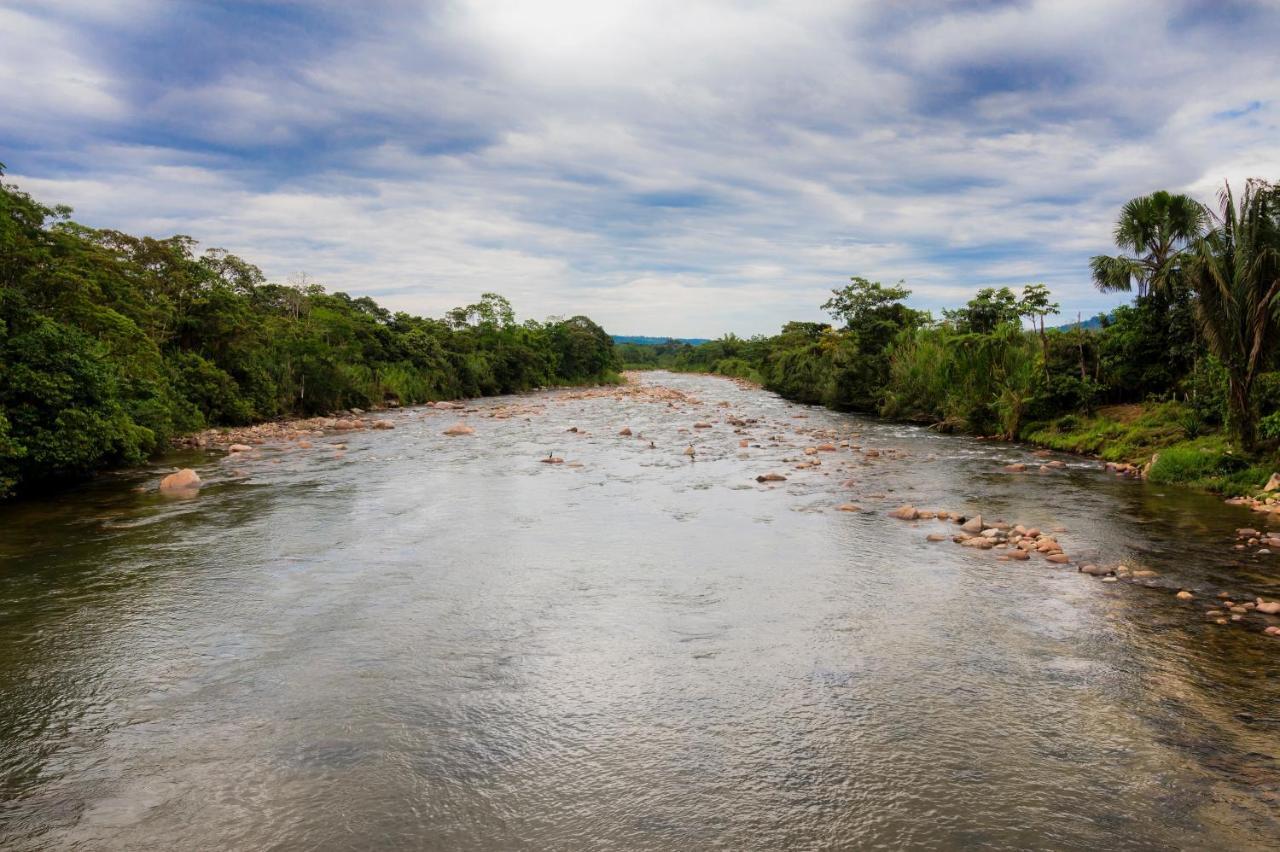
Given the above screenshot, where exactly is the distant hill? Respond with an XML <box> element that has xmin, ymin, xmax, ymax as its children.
<box><xmin>612</xmin><ymin>335</ymin><xmax>712</xmax><ymax>346</ymax></box>
<box><xmin>1053</xmin><ymin>314</ymin><xmax>1106</xmax><ymax>332</ymax></box>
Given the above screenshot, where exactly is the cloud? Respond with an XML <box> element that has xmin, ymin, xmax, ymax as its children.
<box><xmin>2</xmin><ymin>0</ymin><xmax>1278</xmax><ymax>336</ymax></box>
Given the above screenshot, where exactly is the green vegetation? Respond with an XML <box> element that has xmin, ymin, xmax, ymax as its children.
<box><xmin>628</xmin><ymin>179</ymin><xmax>1280</xmax><ymax>496</ymax></box>
<box><xmin>0</xmin><ymin>169</ymin><xmax>617</xmax><ymax>498</ymax></box>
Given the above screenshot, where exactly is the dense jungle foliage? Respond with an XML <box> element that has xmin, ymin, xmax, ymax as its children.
<box><xmin>0</xmin><ymin>170</ymin><xmax>617</xmax><ymax>498</ymax></box>
<box><xmin>619</xmin><ymin>180</ymin><xmax>1280</xmax><ymax>491</ymax></box>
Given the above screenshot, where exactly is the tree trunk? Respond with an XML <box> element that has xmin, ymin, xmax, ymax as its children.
<box><xmin>1228</xmin><ymin>375</ymin><xmax>1256</xmax><ymax>452</ymax></box>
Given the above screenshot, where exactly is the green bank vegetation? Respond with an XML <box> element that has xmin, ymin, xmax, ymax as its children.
<box><xmin>0</xmin><ymin>168</ymin><xmax>618</xmax><ymax>498</ymax></box>
<box><xmin>621</xmin><ymin>179</ymin><xmax>1280</xmax><ymax>495</ymax></box>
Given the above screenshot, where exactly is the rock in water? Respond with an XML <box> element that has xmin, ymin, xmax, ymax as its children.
<box><xmin>888</xmin><ymin>505</ymin><xmax>919</xmax><ymax>520</ymax></box>
<box><xmin>443</xmin><ymin>423</ymin><xmax>474</xmax><ymax>436</ymax></box>
<box><xmin>159</xmin><ymin>468</ymin><xmax>200</xmax><ymax>493</ymax></box>
<box><xmin>837</xmin><ymin>504</ymin><xmax>861</xmax><ymax>513</ymax></box>
<box><xmin>756</xmin><ymin>473</ymin><xmax>786</xmax><ymax>482</ymax></box>
<box><xmin>960</xmin><ymin>515</ymin><xmax>984</xmax><ymax>533</ymax></box>
<box><xmin>228</xmin><ymin>443</ymin><xmax>253</xmax><ymax>453</ymax></box>
<box><xmin>1176</xmin><ymin>590</ymin><xmax>1194</xmax><ymax>601</ymax></box>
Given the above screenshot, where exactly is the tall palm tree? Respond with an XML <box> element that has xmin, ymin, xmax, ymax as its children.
<box><xmin>1090</xmin><ymin>190</ymin><xmax>1209</xmax><ymax>296</ymax></box>
<box><xmin>1183</xmin><ymin>179</ymin><xmax>1280</xmax><ymax>451</ymax></box>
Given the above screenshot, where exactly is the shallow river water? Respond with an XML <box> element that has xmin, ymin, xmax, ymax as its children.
<box><xmin>2</xmin><ymin>372</ymin><xmax>1279</xmax><ymax>850</ymax></box>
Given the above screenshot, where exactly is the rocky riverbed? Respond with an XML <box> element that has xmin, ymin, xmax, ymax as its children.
<box><xmin>9</xmin><ymin>370</ymin><xmax>1276</xmax><ymax>850</ymax></box>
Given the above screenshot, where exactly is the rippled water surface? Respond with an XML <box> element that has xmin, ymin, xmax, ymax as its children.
<box><xmin>2</xmin><ymin>372</ymin><xmax>1279</xmax><ymax>850</ymax></box>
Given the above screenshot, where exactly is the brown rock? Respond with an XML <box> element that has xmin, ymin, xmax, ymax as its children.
<box><xmin>159</xmin><ymin>468</ymin><xmax>201</xmax><ymax>493</ymax></box>
<box><xmin>888</xmin><ymin>505</ymin><xmax>919</xmax><ymax>520</ymax></box>
<box><xmin>1003</xmin><ymin>463</ymin><xmax>1027</xmax><ymax>472</ymax></box>
<box><xmin>1176</xmin><ymin>590</ymin><xmax>1194</xmax><ymax>601</ymax></box>
<box><xmin>443</xmin><ymin>423</ymin><xmax>475</xmax><ymax>436</ymax></box>
<box><xmin>960</xmin><ymin>515</ymin><xmax>984</xmax><ymax>534</ymax></box>
<box><xmin>756</xmin><ymin>473</ymin><xmax>787</xmax><ymax>482</ymax></box>
<box><xmin>619</xmin><ymin>427</ymin><xmax>633</xmax><ymax>436</ymax></box>
<box><xmin>228</xmin><ymin>443</ymin><xmax>253</xmax><ymax>452</ymax></box>
<box><xmin>1007</xmin><ymin>549</ymin><xmax>1030</xmax><ymax>560</ymax></box>
<box><xmin>1046</xmin><ymin>553</ymin><xmax>1070</xmax><ymax>564</ymax></box>
<box><xmin>837</xmin><ymin>504</ymin><xmax>862</xmax><ymax>513</ymax></box>
<box><xmin>1256</xmin><ymin>599</ymin><xmax>1280</xmax><ymax>615</ymax></box>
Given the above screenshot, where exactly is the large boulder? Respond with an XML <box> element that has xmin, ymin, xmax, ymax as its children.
<box><xmin>159</xmin><ymin>468</ymin><xmax>201</xmax><ymax>493</ymax></box>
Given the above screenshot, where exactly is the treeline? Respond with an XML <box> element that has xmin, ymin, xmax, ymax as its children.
<box><xmin>626</xmin><ymin>180</ymin><xmax>1280</xmax><ymax>473</ymax></box>
<box><xmin>0</xmin><ymin>170</ymin><xmax>617</xmax><ymax>498</ymax></box>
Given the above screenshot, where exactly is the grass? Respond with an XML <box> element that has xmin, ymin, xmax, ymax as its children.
<box><xmin>1023</xmin><ymin>400</ymin><xmax>1277</xmax><ymax>496</ymax></box>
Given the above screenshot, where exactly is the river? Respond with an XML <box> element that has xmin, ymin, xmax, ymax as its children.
<box><xmin>1</xmin><ymin>372</ymin><xmax>1278</xmax><ymax>850</ymax></box>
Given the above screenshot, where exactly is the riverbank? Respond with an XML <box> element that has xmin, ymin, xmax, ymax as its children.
<box><xmin>168</xmin><ymin>374</ymin><xmax>629</xmax><ymax>453</ymax></box>
<box><xmin>1024</xmin><ymin>402</ymin><xmax>1278</xmax><ymax>497</ymax></box>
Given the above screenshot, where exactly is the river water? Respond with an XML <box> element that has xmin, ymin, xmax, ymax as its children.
<box><xmin>1</xmin><ymin>372</ymin><xmax>1278</xmax><ymax>850</ymax></box>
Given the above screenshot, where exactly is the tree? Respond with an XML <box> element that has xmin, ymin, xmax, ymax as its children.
<box><xmin>1090</xmin><ymin>190</ymin><xmax>1208</xmax><ymax>296</ymax></box>
<box><xmin>944</xmin><ymin>287</ymin><xmax>1020</xmax><ymax>334</ymax></box>
<box><xmin>1182</xmin><ymin>179</ymin><xmax>1280</xmax><ymax>451</ymax></box>
<box><xmin>1018</xmin><ymin>284</ymin><xmax>1060</xmax><ymax>373</ymax></box>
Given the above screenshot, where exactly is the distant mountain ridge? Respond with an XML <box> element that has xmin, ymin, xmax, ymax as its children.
<box><xmin>612</xmin><ymin>335</ymin><xmax>712</xmax><ymax>346</ymax></box>
<box><xmin>1053</xmin><ymin>314</ymin><xmax>1106</xmax><ymax>332</ymax></box>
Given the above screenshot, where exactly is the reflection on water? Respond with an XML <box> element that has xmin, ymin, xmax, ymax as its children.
<box><xmin>1</xmin><ymin>372</ymin><xmax>1278</xmax><ymax>850</ymax></box>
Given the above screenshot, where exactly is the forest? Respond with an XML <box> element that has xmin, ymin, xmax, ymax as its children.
<box><xmin>0</xmin><ymin>169</ymin><xmax>618</xmax><ymax>498</ymax></box>
<box><xmin>618</xmin><ymin>180</ymin><xmax>1280</xmax><ymax>494</ymax></box>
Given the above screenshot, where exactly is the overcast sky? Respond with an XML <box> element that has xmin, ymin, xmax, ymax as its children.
<box><xmin>2</xmin><ymin>1</ymin><xmax>1278</xmax><ymax>337</ymax></box>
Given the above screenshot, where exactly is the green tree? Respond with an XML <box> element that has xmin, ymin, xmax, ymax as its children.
<box><xmin>1018</xmin><ymin>284</ymin><xmax>1060</xmax><ymax>372</ymax></box>
<box><xmin>1182</xmin><ymin>179</ymin><xmax>1280</xmax><ymax>451</ymax></box>
<box><xmin>1090</xmin><ymin>190</ymin><xmax>1208</xmax><ymax>296</ymax></box>
<box><xmin>944</xmin><ymin>287</ymin><xmax>1021</xmax><ymax>334</ymax></box>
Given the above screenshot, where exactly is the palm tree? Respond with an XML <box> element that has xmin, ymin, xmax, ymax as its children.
<box><xmin>1183</xmin><ymin>179</ymin><xmax>1280</xmax><ymax>451</ymax></box>
<box><xmin>1090</xmin><ymin>190</ymin><xmax>1209</xmax><ymax>296</ymax></box>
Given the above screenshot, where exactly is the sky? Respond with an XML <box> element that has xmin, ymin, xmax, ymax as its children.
<box><xmin>2</xmin><ymin>0</ymin><xmax>1278</xmax><ymax>337</ymax></box>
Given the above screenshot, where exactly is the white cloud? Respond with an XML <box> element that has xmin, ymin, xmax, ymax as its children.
<box><xmin>3</xmin><ymin>0</ymin><xmax>1278</xmax><ymax>336</ymax></box>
